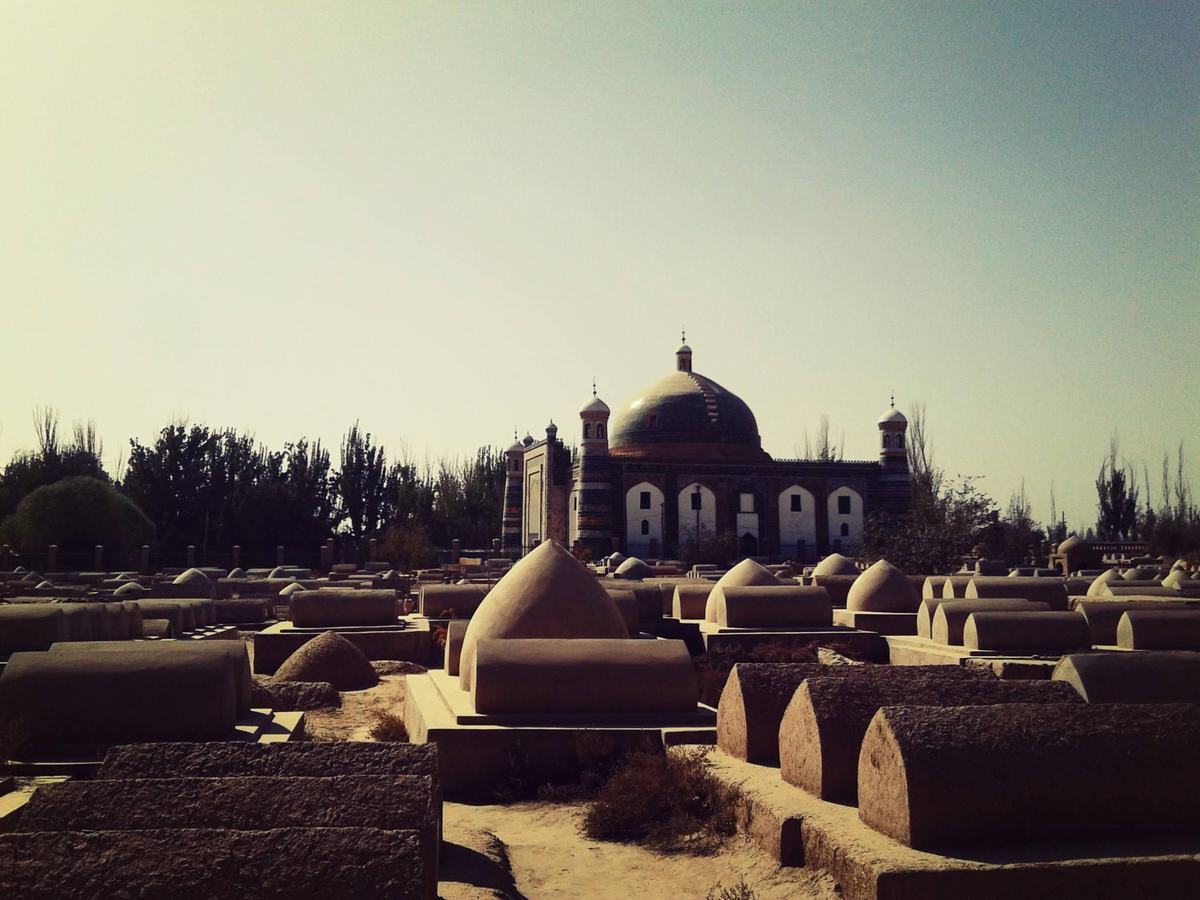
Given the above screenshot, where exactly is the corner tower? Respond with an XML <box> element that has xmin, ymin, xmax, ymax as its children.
<box><xmin>575</xmin><ymin>384</ymin><xmax>613</xmax><ymax>558</ymax></box>
<box><xmin>501</xmin><ymin>432</ymin><xmax>525</xmax><ymax>554</ymax></box>
<box><xmin>877</xmin><ymin>396</ymin><xmax>912</xmax><ymax>516</ymax></box>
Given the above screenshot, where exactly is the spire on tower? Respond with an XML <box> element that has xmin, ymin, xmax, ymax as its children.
<box><xmin>890</xmin><ymin>391</ymin><xmax>895</xmax><ymax>409</ymax></box>
<box><xmin>592</xmin><ymin>377</ymin><xmax>597</xmax><ymax>398</ymax></box>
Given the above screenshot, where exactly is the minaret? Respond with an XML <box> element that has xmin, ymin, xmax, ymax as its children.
<box><xmin>580</xmin><ymin>379</ymin><xmax>610</xmax><ymax>454</ymax></box>
<box><xmin>877</xmin><ymin>394</ymin><xmax>912</xmax><ymax>516</ymax></box>
<box><xmin>576</xmin><ymin>382</ymin><xmax>613</xmax><ymax>557</ymax></box>
<box><xmin>501</xmin><ymin>431</ymin><xmax>525</xmax><ymax>554</ymax></box>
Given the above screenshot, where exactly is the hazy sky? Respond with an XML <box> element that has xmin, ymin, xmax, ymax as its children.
<box><xmin>2</xmin><ymin>2</ymin><xmax>1197</xmax><ymax>532</ymax></box>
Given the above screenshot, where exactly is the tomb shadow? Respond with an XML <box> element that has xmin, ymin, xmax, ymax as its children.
<box><xmin>438</xmin><ymin>840</ymin><xmax>527</xmax><ymax>899</ymax></box>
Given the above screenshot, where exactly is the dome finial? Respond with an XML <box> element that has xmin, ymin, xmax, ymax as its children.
<box><xmin>681</xmin><ymin>325</ymin><xmax>686</xmax><ymax>343</ymax></box>
<box><xmin>592</xmin><ymin>377</ymin><xmax>597</xmax><ymax>399</ymax></box>
<box><xmin>890</xmin><ymin>390</ymin><xmax>895</xmax><ymax>409</ymax></box>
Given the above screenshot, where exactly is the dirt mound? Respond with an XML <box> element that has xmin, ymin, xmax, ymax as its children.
<box><xmin>371</xmin><ymin>660</ymin><xmax>428</xmax><ymax>676</ymax></box>
<box><xmin>251</xmin><ymin>676</ymin><xmax>341</xmax><ymax>710</ymax></box>
<box><xmin>273</xmin><ymin>632</ymin><xmax>378</xmax><ymax>691</ymax></box>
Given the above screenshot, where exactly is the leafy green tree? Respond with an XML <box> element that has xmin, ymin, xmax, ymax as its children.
<box><xmin>123</xmin><ymin>422</ymin><xmax>223</xmax><ymax>551</ymax></box>
<box><xmin>428</xmin><ymin>447</ymin><xmax>507</xmax><ymax>548</ymax></box>
<box><xmin>336</xmin><ymin>422</ymin><xmax>399</xmax><ymax>541</ymax></box>
<box><xmin>123</xmin><ymin>422</ymin><xmax>339</xmax><ymax>562</ymax></box>
<box><xmin>2</xmin><ymin>476</ymin><xmax>153</xmax><ymax>565</ymax></box>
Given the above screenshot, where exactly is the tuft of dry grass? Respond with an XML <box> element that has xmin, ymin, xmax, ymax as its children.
<box><xmin>367</xmin><ymin>711</ymin><xmax>409</xmax><ymax>742</ymax></box>
<box><xmin>582</xmin><ymin>748</ymin><xmax>739</xmax><ymax>854</ymax></box>
<box><xmin>707</xmin><ymin>879</ymin><xmax>757</xmax><ymax>900</ymax></box>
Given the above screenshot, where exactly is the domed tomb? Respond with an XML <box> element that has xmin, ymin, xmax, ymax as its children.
<box><xmin>609</xmin><ymin>345</ymin><xmax>769</xmax><ymax>463</ymax></box>
<box><xmin>459</xmin><ymin>540</ymin><xmax>628</xmax><ymax>690</ymax></box>
<box><xmin>174</xmin><ymin>568</ymin><xmax>211</xmax><ymax>586</ymax></box>
<box><xmin>813</xmin><ymin>553</ymin><xmax>859</xmax><ymax>578</ymax></box>
<box><xmin>1163</xmin><ymin>570</ymin><xmax>1188</xmax><ymax>589</ymax></box>
<box><xmin>704</xmin><ymin>558</ymin><xmax>781</xmax><ymax>622</ymax></box>
<box><xmin>847</xmin><ymin>559</ymin><xmax>920</xmax><ymax>613</ymax></box>
<box><xmin>1058</xmin><ymin>535</ymin><xmax>1084</xmax><ymax>554</ymax></box>
<box><xmin>1086</xmin><ymin>569</ymin><xmax>1124</xmax><ymax>597</ymax></box>
<box><xmin>1124</xmin><ymin>566</ymin><xmax>1159</xmax><ymax>581</ymax></box>
<box><xmin>614</xmin><ymin>557</ymin><xmax>654</xmax><ymax>581</ymax></box>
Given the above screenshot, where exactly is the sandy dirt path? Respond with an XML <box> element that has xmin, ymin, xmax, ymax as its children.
<box><xmin>440</xmin><ymin>799</ymin><xmax>839</xmax><ymax>900</ymax></box>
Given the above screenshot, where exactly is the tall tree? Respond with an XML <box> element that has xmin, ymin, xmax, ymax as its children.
<box><xmin>800</xmin><ymin>414</ymin><xmax>844</xmax><ymax>461</ymax></box>
<box><xmin>336</xmin><ymin>422</ymin><xmax>398</xmax><ymax>541</ymax></box>
<box><xmin>1095</xmin><ymin>433</ymin><xmax>1139</xmax><ymax>540</ymax></box>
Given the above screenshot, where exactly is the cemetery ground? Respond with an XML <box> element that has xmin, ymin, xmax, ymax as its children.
<box><xmin>286</xmin><ymin>655</ymin><xmax>838</xmax><ymax>899</ymax></box>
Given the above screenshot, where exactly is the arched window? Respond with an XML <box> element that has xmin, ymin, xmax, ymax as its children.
<box><xmin>641</xmin><ymin>520</ymin><xmax>650</xmax><ymax>535</ymax></box>
<box><xmin>583</xmin><ymin>423</ymin><xmax>592</xmax><ymax>439</ymax></box>
<box><xmin>840</xmin><ymin>523</ymin><xmax>850</xmax><ymax>537</ymax></box>
<box><xmin>882</xmin><ymin>433</ymin><xmax>892</xmax><ymax>449</ymax></box>
<box><xmin>598</xmin><ymin>423</ymin><xmax>605</xmax><ymax>439</ymax></box>
<box><xmin>897</xmin><ymin>433</ymin><xmax>905</xmax><ymax>448</ymax></box>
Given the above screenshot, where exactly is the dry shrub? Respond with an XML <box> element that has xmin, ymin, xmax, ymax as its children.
<box><xmin>370</xmin><ymin>659</ymin><xmax>427</xmax><ymax>676</ymax></box>
<box><xmin>707</xmin><ymin>879</ymin><xmax>757</xmax><ymax>900</ymax></box>
<box><xmin>582</xmin><ymin>748</ymin><xmax>738</xmax><ymax>854</ymax></box>
<box><xmin>368</xmin><ymin>711</ymin><xmax>409</xmax><ymax>742</ymax></box>
<box><xmin>532</xmin><ymin>732</ymin><xmax>661</xmax><ymax>802</ymax></box>
<box><xmin>490</xmin><ymin>731</ymin><xmax>661</xmax><ymax>803</ymax></box>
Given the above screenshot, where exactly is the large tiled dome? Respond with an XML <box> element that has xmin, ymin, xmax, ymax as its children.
<box><xmin>609</xmin><ymin>347</ymin><xmax>767</xmax><ymax>462</ymax></box>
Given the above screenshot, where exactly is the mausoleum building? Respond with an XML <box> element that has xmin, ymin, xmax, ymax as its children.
<box><xmin>503</xmin><ymin>341</ymin><xmax>912</xmax><ymax>561</ymax></box>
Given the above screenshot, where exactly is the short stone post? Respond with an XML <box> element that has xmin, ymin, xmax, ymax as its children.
<box><xmin>0</xmin><ymin>545</ymin><xmax>9</xmax><ymax>569</ymax></box>
<box><xmin>320</xmin><ymin>540</ymin><xmax>333</xmax><ymax>573</ymax></box>
<box><xmin>94</xmin><ymin>544</ymin><xmax>104</xmax><ymax>571</ymax></box>
<box><xmin>140</xmin><ymin>544</ymin><xmax>150</xmax><ymax>574</ymax></box>
<box><xmin>491</xmin><ymin>538</ymin><xmax>501</xmax><ymax>556</ymax></box>
<box><xmin>276</xmin><ymin>544</ymin><xmax>285</xmax><ymax>566</ymax></box>
<box><xmin>47</xmin><ymin>544</ymin><xmax>58</xmax><ymax>572</ymax></box>
<box><xmin>369</xmin><ymin>538</ymin><xmax>378</xmax><ymax>562</ymax></box>
<box><xmin>186</xmin><ymin>545</ymin><xmax>196</xmax><ymax>567</ymax></box>
<box><xmin>451</xmin><ymin>539</ymin><xmax>461</xmax><ymax>564</ymax></box>
<box><xmin>231</xmin><ymin>545</ymin><xmax>241</xmax><ymax>569</ymax></box>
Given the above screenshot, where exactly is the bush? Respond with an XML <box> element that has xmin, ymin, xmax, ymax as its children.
<box><xmin>1</xmin><ymin>476</ymin><xmax>154</xmax><ymax>564</ymax></box>
<box><xmin>368</xmin><ymin>711</ymin><xmax>409</xmax><ymax>742</ymax></box>
<box><xmin>376</xmin><ymin>523</ymin><xmax>437</xmax><ymax>571</ymax></box>
<box><xmin>707</xmin><ymin>879</ymin><xmax>757</xmax><ymax>900</ymax></box>
<box><xmin>582</xmin><ymin>748</ymin><xmax>739</xmax><ymax>854</ymax></box>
